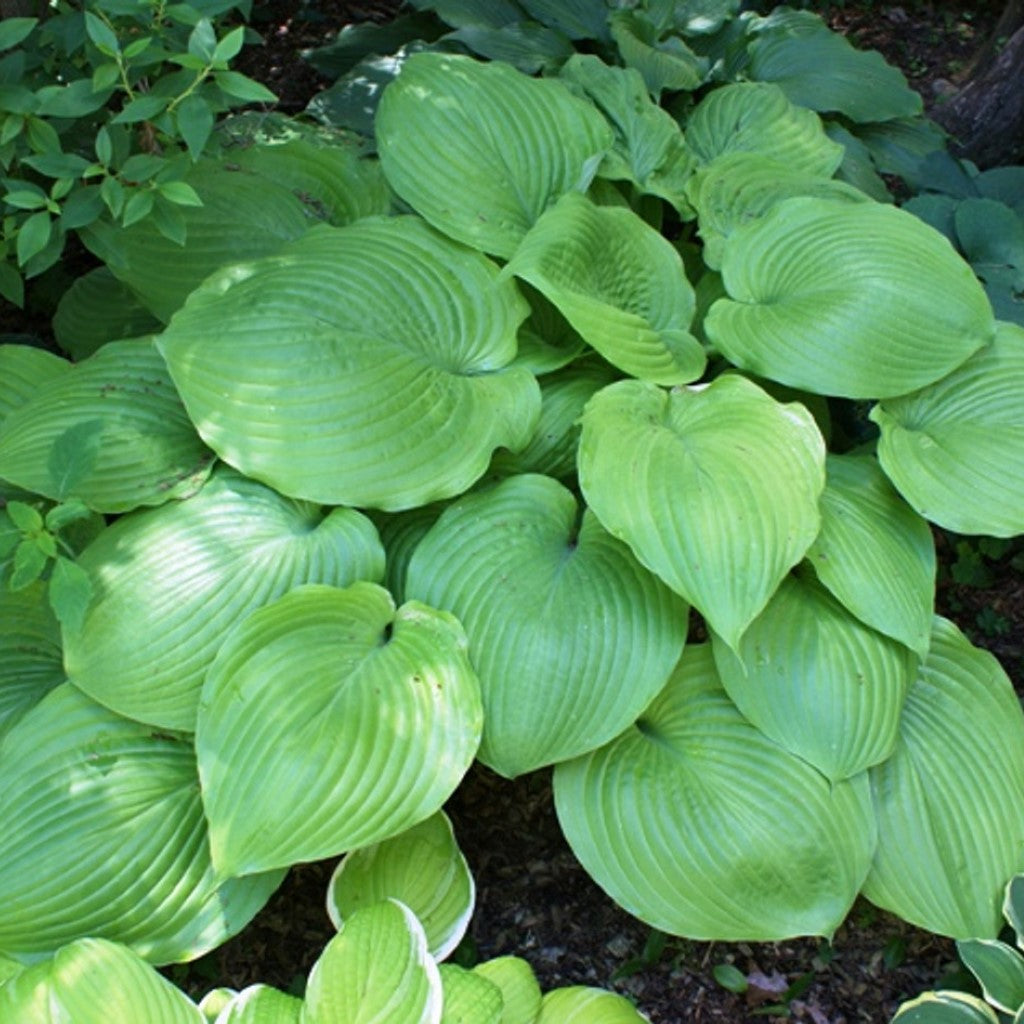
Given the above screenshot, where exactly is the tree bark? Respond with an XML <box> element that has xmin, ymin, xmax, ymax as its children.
<box><xmin>932</xmin><ymin>0</ymin><xmax>1024</xmax><ymax>168</ymax></box>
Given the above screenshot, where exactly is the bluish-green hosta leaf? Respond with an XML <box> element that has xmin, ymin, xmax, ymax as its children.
<box><xmin>684</xmin><ymin>152</ymin><xmax>869</xmax><ymax>269</ymax></box>
<box><xmin>537</xmin><ymin>987</ymin><xmax>649</xmax><ymax>1023</ymax></box>
<box><xmin>955</xmin><ymin>198</ymin><xmax>1024</xmax><ymax>290</ymax></box>
<box><xmin>447</xmin><ymin>22</ymin><xmax>573</xmax><ymax>74</ymax></box>
<box><xmin>0</xmin><ymin>684</ymin><xmax>283</xmax><ymax>963</ymax></box>
<box><xmin>0</xmin><ymin>939</ymin><xmax>204</xmax><ymax>1023</ymax></box>
<box><xmin>490</xmin><ymin>359</ymin><xmax>618</xmax><ymax>480</ymax></box>
<box><xmin>554</xmin><ymin>644</ymin><xmax>877</xmax><ymax>940</ymax></box>
<box><xmin>376</xmin><ymin>52</ymin><xmax>612</xmax><ymax>258</ymax></box>
<box><xmin>517</xmin><ymin>0</ymin><xmax>610</xmax><ymax>39</ymax></box>
<box><xmin>0</xmin><ymin>345</ymin><xmax>70</xmax><ymax>427</ymax></box>
<box><xmin>213</xmin><ymin>985</ymin><xmax>302</xmax><ymax>1023</ymax></box>
<box><xmin>84</xmin><ymin>161</ymin><xmax>312</xmax><ymax>323</ymax></box>
<box><xmin>609</xmin><ymin>11</ymin><xmax>708</xmax><ymax>96</ymax></box>
<box><xmin>871</xmin><ymin>320</ymin><xmax>1024</xmax><ymax>537</ymax></box>
<box><xmin>579</xmin><ymin>376</ymin><xmax>824</xmax><ymax>650</ymax></box>
<box><xmin>64</xmin><ymin>467</ymin><xmax>384</xmax><ymax>732</ymax></box>
<box><xmin>506</xmin><ymin>193</ymin><xmax>703</xmax><ymax>385</ymax></box>
<box><xmin>439</xmin><ymin>965</ymin><xmax>504</xmax><ymax>1024</ymax></box>
<box><xmin>158</xmin><ymin>218</ymin><xmax>539</xmax><ymax>511</ymax></box>
<box><xmin>559</xmin><ymin>54</ymin><xmax>696</xmax><ymax>212</ymax></box>
<box><xmin>863</xmin><ymin>617</ymin><xmax>1024</xmax><ymax>939</ymax></box>
<box><xmin>808</xmin><ymin>454</ymin><xmax>935</xmax><ymax>656</ymax></box>
<box><xmin>892</xmin><ymin>991</ymin><xmax>1001</xmax><ymax>1024</ymax></box>
<box><xmin>706</xmin><ymin>197</ymin><xmax>994</xmax><ymax>399</ymax></box>
<box><xmin>685</xmin><ymin>83</ymin><xmax>844</xmax><ymax>176</ymax></box>
<box><xmin>472</xmin><ymin>958</ymin><xmax>541</xmax><ymax>1024</ymax></box>
<box><xmin>853</xmin><ymin>117</ymin><xmax>956</xmax><ymax>190</ymax></box>
<box><xmin>406</xmin><ymin>474</ymin><xmax>688</xmax><ymax>777</ymax></box>
<box><xmin>406</xmin><ymin>0</ymin><xmax>522</xmax><ymax>29</ymax></box>
<box><xmin>0</xmin><ymin>339</ymin><xmax>213</xmax><ymax>512</ymax></box>
<box><xmin>303</xmin><ymin>900</ymin><xmax>443</xmax><ymax>1024</ymax></box>
<box><xmin>197</xmin><ymin>583</ymin><xmax>482</xmax><ymax>878</ymax></box>
<box><xmin>978</xmin><ymin>166</ymin><xmax>1024</xmax><ymax>218</ymax></box>
<box><xmin>52</xmin><ymin>266</ymin><xmax>161</xmax><ymax>360</ymax></box>
<box><xmin>712</xmin><ymin>573</ymin><xmax>915</xmax><ymax>782</ymax></box>
<box><xmin>656</xmin><ymin>0</ymin><xmax>741</xmax><ymax>35</ymax></box>
<box><xmin>823</xmin><ymin>121</ymin><xmax>892</xmax><ymax>202</ymax></box>
<box><xmin>326</xmin><ymin>812</ymin><xmax>474</xmax><ymax>962</ymax></box>
<box><xmin>0</xmin><ymin>582</ymin><xmax>63</xmax><ymax>741</ymax></box>
<box><xmin>957</xmin><ymin>939</ymin><xmax>1024</xmax><ymax>1014</ymax></box>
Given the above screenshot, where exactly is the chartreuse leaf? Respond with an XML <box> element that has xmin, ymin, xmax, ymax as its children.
<box><xmin>406</xmin><ymin>474</ymin><xmax>688</xmax><ymax>778</ymax></box>
<box><xmin>472</xmin><ymin>958</ymin><xmax>541</xmax><ymax>1024</ymax></box>
<box><xmin>0</xmin><ymin>339</ymin><xmax>213</xmax><ymax>512</ymax></box>
<box><xmin>64</xmin><ymin>467</ymin><xmax>385</xmax><ymax>732</ymax></box>
<box><xmin>892</xmin><ymin>992</ymin><xmax>1000</xmax><ymax>1023</ymax></box>
<box><xmin>536</xmin><ymin>987</ymin><xmax>648</xmax><ymax>1023</ymax></box>
<box><xmin>807</xmin><ymin>454</ymin><xmax>935</xmax><ymax>656</ymax></box>
<box><xmin>326</xmin><ymin>812</ymin><xmax>474</xmax><ymax>962</ymax></box>
<box><xmin>201</xmin><ymin>989</ymin><xmax>237</xmax><ymax>1021</ymax></box>
<box><xmin>863</xmin><ymin>617</ymin><xmax>1024</xmax><ymax>939</ymax></box>
<box><xmin>0</xmin><ymin>582</ymin><xmax>63</xmax><ymax>741</ymax></box>
<box><xmin>0</xmin><ymin>684</ymin><xmax>283</xmax><ymax>963</ymax></box>
<box><xmin>212</xmin><ymin>985</ymin><xmax>302</xmax><ymax>1023</ymax></box>
<box><xmin>197</xmin><ymin>583</ymin><xmax>482</xmax><ymax>878</ymax></box>
<box><xmin>578</xmin><ymin>376</ymin><xmax>825</xmax><ymax>650</ymax></box>
<box><xmin>684</xmin><ymin>83</ymin><xmax>844</xmax><ymax>176</ymax></box>
<box><xmin>506</xmin><ymin>193</ymin><xmax>704</xmax><ymax>385</ymax></box>
<box><xmin>0</xmin><ymin>961</ymin><xmax>53</xmax><ymax>1021</ymax></box>
<box><xmin>0</xmin><ymin>951</ymin><xmax>22</xmax><ymax>985</ymax></box>
<box><xmin>706</xmin><ymin>198</ymin><xmax>994</xmax><ymax>399</ymax></box>
<box><xmin>158</xmin><ymin>218</ymin><xmax>539</xmax><ymax>510</ymax></box>
<box><xmin>303</xmin><ymin>900</ymin><xmax>442</xmax><ymax>1024</ymax></box>
<box><xmin>554</xmin><ymin>645</ymin><xmax>877</xmax><ymax>940</ymax></box>
<box><xmin>957</xmin><ymin>939</ymin><xmax>1024</xmax><ymax>1014</ymax></box>
<box><xmin>376</xmin><ymin>52</ymin><xmax>612</xmax><ymax>258</ymax></box>
<box><xmin>871</xmin><ymin>320</ymin><xmax>1024</xmax><ymax>537</ymax></box>
<box><xmin>439</xmin><ymin>965</ymin><xmax>504</xmax><ymax>1024</ymax></box>
<box><xmin>711</xmin><ymin>573</ymin><xmax>915</xmax><ymax>782</ymax></box>
<box><xmin>0</xmin><ymin>345</ymin><xmax>70</xmax><ymax>427</ymax></box>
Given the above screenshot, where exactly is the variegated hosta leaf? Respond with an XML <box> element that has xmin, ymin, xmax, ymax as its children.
<box><xmin>0</xmin><ymin>684</ymin><xmax>283</xmax><ymax>963</ymax></box>
<box><xmin>63</xmin><ymin>467</ymin><xmax>385</xmax><ymax>732</ymax></box>
<box><xmin>201</xmin><ymin>989</ymin><xmax>238</xmax><ymax>1021</ymax></box>
<box><xmin>83</xmin><ymin>161</ymin><xmax>312</xmax><ymax>322</ymax></box>
<box><xmin>706</xmin><ymin>198</ymin><xmax>995</xmax><ymax>399</ymax></box>
<box><xmin>197</xmin><ymin>583</ymin><xmax>483</xmax><ymax>878</ymax></box>
<box><xmin>438</xmin><ymin>965</ymin><xmax>504</xmax><ymax>1024</ymax></box>
<box><xmin>891</xmin><ymin>991</ymin><xmax>1001</xmax><ymax>1023</ymax></box>
<box><xmin>53</xmin><ymin>266</ymin><xmax>161</xmax><ymax>360</ymax></box>
<box><xmin>578</xmin><ymin>376</ymin><xmax>825</xmax><ymax>650</ymax></box>
<box><xmin>684</xmin><ymin>152</ymin><xmax>869</xmax><ymax>270</ymax></box>
<box><xmin>863</xmin><ymin>617</ymin><xmax>1024</xmax><ymax>939</ymax></box>
<box><xmin>326</xmin><ymin>811</ymin><xmax>474</xmax><ymax>962</ymax></box>
<box><xmin>158</xmin><ymin>218</ymin><xmax>539</xmax><ymax>511</ymax></box>
<box><xmin>490</xmin><ymin>360</ymin><xmax>619</xmax><ymax>480</ymax></box>
<box><xmin>536</xmin><ymin>987</ymin><xmax>650</xmax><ymax>1023</ymax></box>
<box><xmin>684</xmin><ymin>83</ymin><xmax>844</xmax><ymax>176</ymax></box>
<box><xmin>213</xmin><ymin>985</ymin><xmax>303</xmax><ymax>1024</ymax></box>
<box><xmin>506</xmin><ymin>193</ymin><xmax>704</xmax><ymax>385</ymax></box>
<box><xmin>957</xmin><ymin>939</ymin><xmax>1024</xmax><ymax>1014</ymax></box>
<box><xmin>0</xmin><ymin>582</ymin><xmax>63</xmax><ymax>741</ymax></box>
<box><xmin>376</xmin><ymin>52</ymin><xmax>611</xmax><ymax>258</ymax></box>
<box><xmin>807</xmin><ymin>454</ymin><xmax>935</xmax><ymax>656</ymax></box>
<box><xmin>711</xmin><ymin>573</ymin><xmax>915</xmax><ymax>782</ymax></box>
<box><xmin>405</xmin><ymin>474</ymin><xmax>689</xmax><ymax>778</ymax></box>
<box><xmin>1005</xmin><ymin>875</ymin><xmax>1024</xmax><ymax>944</ymax></box>
<box><xmin>553</xmin><ymin>645</ymin><xmax>877</xmax><ymax>941</ymax></box>
<box><xmin>871</xmin><ymin>320</ymin><xmax>1024</xmax><ymax>537</ymax></box>
<box><xmin>303</xmin><ymin>900</ymin><xmax>442</xmax><ymax>1024</ymax></box>
<box><xmin>472</xmin><ymin>958</ymin><xmax>542</xmax><ymax>1024</ymax></box>
<box><xmin>0</xmin><ymin>339</ymin><xmax>213</xmax><ymax>512</ymax></box>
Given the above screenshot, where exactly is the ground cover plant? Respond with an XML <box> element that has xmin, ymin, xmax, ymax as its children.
<box><xmin>1</xmin><ymin>0</ymin><xmax>1024</xmax><ymax>1020</ymax></box>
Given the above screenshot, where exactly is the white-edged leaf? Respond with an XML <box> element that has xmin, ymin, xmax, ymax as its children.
<box><xmin>555</xmin><ymin>648</ymin><xmax>877</xmax><ymax>941</ymax></box>
<box><xmin>957</xmin><ymin>939</ymin><xmax>1024</xmax><ymax>1014</ymax></box>
<box><xmin>213</xmin><ymin>984</ymin><xmax>302</xmax><ymax>1023</ymax></box>
<box><xmin>891</xmin><ymin>990</ymin><xmax>1001</xmax><ymax>1023</ymax></box>
<box><xmin>197</xmin><ymin>583</ymin><xmax>483</xmax><ymax>878</ymax></box>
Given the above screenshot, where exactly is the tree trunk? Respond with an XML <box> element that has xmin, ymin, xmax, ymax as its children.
<box><xmin>932</xmin><ymin>0</ymin><xmax>1024</xmax><ymax>168</ymax></box>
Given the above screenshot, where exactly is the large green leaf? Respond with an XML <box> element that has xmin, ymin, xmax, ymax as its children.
<box><xmin>0</xmin><ymin>345</ymin><xmax>70</xmax><ymax>427</ymax></box>
<box><xmin>405</xmin><ymin>474</ymin><xmax>688</xmax><ymax>777</ymax></box>
<box><xmin>303</xmin><ymin>900</ymin><xmax>442</xmax><ymax>1024</ymax></box>
<box><xmin>684</xmin><ymin>83</ymin><xmax>844</xmax><ymax>176</ymax></box>
<box><xmin>706</xmin><ymin>197</ymin><xmax>995</xmax><ymax>399</ymax></box>
<box><xmin>554</xmin><ymin>645</ymin><xmax>877</xmax><ymax>940</ymax></box>
<box><xmin>863</xmin><ymin>617</ymin><xmax>1024</xmax><ymax>939</ymax></box>
<box><xmin>0</xmin><ymin>339</ymin><xmax>213</xmax><ymax>511</ymax></box>
<box><xmin>871</xmin><ymin>320</ymin><xmax>1024</xmax><ymax>537</ymax></box>
<box><xmin>506</xmin><ymin>193</ymin><xmax>704</xmax><ymax>385</ymax></box>
<box><xmin>578</xmin><ymin>376</ymin><xmax>825</xmax><ymax>650</ymax></box>
<box><xmin>609</xmin><ymin>11</ymin><xmax>708</xmax><ymax>96</ymax></box>
<box><xmin>64</xmin><ymin>467</ymin><xmax>384</xmax><ymax>732</ymax></box>
<box><xmin>711</xmin><ymin>573</ymin><xmax>915</xmax><ymax>782</ymax></box>
<box><xmin>326</xmin><ymin>812</ymin><xmax>474</xmax><ymax>962</ymax></box>
<box><xmin>375</xmin><ymin>52</ymin><xmax>612</xmax><ymax>258</ymax></box>
<box><xmin>197</xmin><ymin>583</ymin><xmax>482</xmax><ymax>878</ymax></box>
<box><xmin>0</xmin><ymin>582</ymin><xmax>63</xmax><ymax>741</ymax></box>
<box><xmin>158</xmin><ymin>218</ymin><xmax>539</xmax><ymax>510</ymax></box>
<box><xmin>0</xmin><ymin>684</ymin><xmax>283</xmax><ymax>963</ymax></box>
